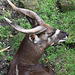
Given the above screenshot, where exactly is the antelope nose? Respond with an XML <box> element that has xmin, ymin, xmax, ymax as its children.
<box><xmin>66</xmin><ymin>32</ymin><xmax>68</xmax><ymax>37</ymax></box>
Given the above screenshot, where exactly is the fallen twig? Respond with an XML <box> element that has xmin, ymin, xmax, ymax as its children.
<box><xmin>0</xmin><ymin>46</ymin><xmax>10</xmax><ymax>52</ymax></box>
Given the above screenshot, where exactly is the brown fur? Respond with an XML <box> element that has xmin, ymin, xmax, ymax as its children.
<box><xmin>7</xmin><ymin>35</ymin><xmax>55</xmax><ymax>75</ymax></box>
<box><xmin>6</xmin><ymin>0</ymin><xmax>68</xmax><ymax>75</ymax></box>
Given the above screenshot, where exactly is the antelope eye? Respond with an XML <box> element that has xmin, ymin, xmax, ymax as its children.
<box><xmin>37</xmin><ymin>33</ymin><xmax>42</xmax><ymax>37</ymax></box>
<box><xmin>47</xmin><ymin>33</ymin><xmax>52</xmax><ymax>37</ymax></box>
<box><xmin>47</xmin><ymin>32</ymin><xmax>55</xmax><ymax>37</ymax></box>
<box><xmin>37</xmin><ymin>32</ymin><xmax>45</xmax><ymax>37</ymax></box>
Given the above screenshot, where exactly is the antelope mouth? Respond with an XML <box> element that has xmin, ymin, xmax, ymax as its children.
<box><xmin>59</xmin><ymin>36</ymin><xmax>68</xmax><ymax>43</ymax></box>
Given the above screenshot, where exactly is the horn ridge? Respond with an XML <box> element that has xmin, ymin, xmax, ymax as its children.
<box><xmin>4</xmin><ymin>17</ymin><xmax>47</xmax><ymax>34</ymax></box>
<box><xmin>7</xmin><ymin>0</ymin><xmax>45</xmax><ymax>25</ymax></box>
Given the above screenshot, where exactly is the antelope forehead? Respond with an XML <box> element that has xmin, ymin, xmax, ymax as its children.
<box><xmin>53</xmin><ymin>29</ymin><xmax>60</xmax><ymax>36</ymax></box>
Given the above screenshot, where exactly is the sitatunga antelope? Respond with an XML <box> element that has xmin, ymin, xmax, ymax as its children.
<box><xmin>4</xmin><ymin>0</ymin><xmax>68</xmax><ymax>75</ymax></box>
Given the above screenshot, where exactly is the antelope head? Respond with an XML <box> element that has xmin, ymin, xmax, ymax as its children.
<box><xmin>4</xmin><ymin>0</ymin><xmax>68</xmax><ymax>50</ymax></box>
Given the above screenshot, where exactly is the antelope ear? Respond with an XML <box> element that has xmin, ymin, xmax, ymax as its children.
<box><xmin>26</xmin><ymin>15</ymin><xmax>37</xmax><ymax>28</ymax></box>
<box><xmin>30</xmin><ymin>34</ymin><xmax>35</xmax><ymax>40</ymax></box>
<box><xmin>29</xmin><ymin>34</ymin><xmax>40</xmax><ymax>43</ymax></box>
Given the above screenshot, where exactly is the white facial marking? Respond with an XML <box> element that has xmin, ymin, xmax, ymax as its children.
<box><xmin>29</xmin><ymin>35</ymin><xmax>40</xmax><ymax>43</ymax></box>
<box><xmin>59</xmin><ymin>40</ymin><xmax>65</xmax><ymax>43</ymax></box>
<box><xmin>64</xmin><ymin>36</ymin><xmax>68</xmax><ymax>40</ymax></box>
<box><xmin>29</xmin><ymin>36</ymin><xmax>32</xmax><ymax>41</ymax></box>
<box><xmin>16</xmin><ymin>65</ymin><xmax>19</xmax><ymax>75</ymax></box>
<box><xmin>50</xmin><ymin>42</ymin><xmax>54</xmax><ymax>46</ymax></box>
<box><xmin>34</xmin><ymin>35</ymin><xmax>40</xmax><ymax>43</ymax></box>
<box><xmin>48</xmin><ymin>38</ymin><xmax>51</xmax><ymax>43</ymax></box>
<box><xmin>53</xmin><ymin>29</ymin><xmax>60</xmax><ymax>37</ymax></box>
<box><xmin>59</xmin><ymin>36</ymin><xmax>68</xmax><ymax>43</ymax></box>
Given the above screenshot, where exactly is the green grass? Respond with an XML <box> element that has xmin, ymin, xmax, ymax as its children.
<box><xmin>0</xmin><ymin>0</ymin><xmax>75</xmax><ymax>75</ymax></box>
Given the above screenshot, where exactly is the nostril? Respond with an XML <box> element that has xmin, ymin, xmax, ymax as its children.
<box><xmin>66</xmin><ymin>32</ymin><xmax>68</xmax><ymax>37</ymax></box>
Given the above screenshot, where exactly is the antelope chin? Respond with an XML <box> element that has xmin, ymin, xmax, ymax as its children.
<box><xmin>59</xmin><ymin>36</ymin><xmax>68</xmax><ymax>43</ymax></box>
<box><xmin>50</xmin><ymin>42</ymin><xmax>54</xmax><ymax>46</ymax></box>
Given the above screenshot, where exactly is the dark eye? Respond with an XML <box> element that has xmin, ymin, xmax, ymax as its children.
<box><xmin>47</xmin><ymin>32</ymin><xmax>55</xmax><ymax>37</ymax></box>
<box><xmin>37</xmin><ymin>33</ymin><xmax>42</xmax><ymax>37</ymax></box>
<box><xmin>37</xmin><ymin>32</ymin><xmax>45</xmax><ymax>37</ymax></box>
<box><xmin>47</xmin><ymin>33</ymin><xmax>52</xmax><ymax>37</ymax></box>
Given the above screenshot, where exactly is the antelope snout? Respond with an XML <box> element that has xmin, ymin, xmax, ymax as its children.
<box><xmin>66</xmin><ymin>32</ymin><xmax>69</xmax><ymax>37</ymax></box>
